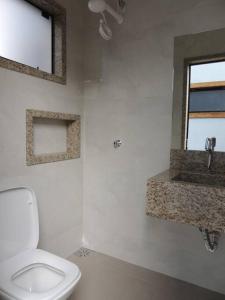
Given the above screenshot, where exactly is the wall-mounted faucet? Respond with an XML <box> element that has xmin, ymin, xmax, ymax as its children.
<box><xmin>114</xmin><ymin>139</ymin><xmax>122</xmax><ymax>149</ymax></box>
<box><xmin>205</xmin><ymin>137</ymin><xmax>216</xmax><ymax>170</ymax></box>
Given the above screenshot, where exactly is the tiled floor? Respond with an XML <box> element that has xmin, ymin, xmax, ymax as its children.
<box><xmin>68</xmin><ymin>249</ymin><xmax>225</xmax><ymax>300</ymax></box>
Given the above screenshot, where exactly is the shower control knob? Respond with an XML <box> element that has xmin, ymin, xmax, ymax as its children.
<box><xmin>114</xmin><ymin>140</ymin><xmax>122</xmax><ymax>148</ymax></box>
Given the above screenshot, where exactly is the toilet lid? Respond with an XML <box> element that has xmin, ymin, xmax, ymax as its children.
<box><xmin>0</xmin><ymin>187</ymin><xmax>39</xmax><ymax>262</ymax></box>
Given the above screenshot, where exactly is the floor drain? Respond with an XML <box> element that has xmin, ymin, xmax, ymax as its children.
<box><xmin>75</xmin><ymin>247</ymin><xmax>92</xmax><ymax>257</ymax></box>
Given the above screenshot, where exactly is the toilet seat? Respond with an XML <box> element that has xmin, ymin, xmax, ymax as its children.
<box><xmin>0</xmin><ymin>249</ymin><xmax>81</xmax><ymax>300</ymax></box>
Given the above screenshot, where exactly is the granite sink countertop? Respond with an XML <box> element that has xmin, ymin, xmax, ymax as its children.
<box><xmin>146</xmin><ymin>150</ymin><xmax>225</xmax><ymax>232</ymax></box>
<box><xmin>149</xmin><ymin>169</ymin><xmax>225</xmax><ymax>188</ymax></box>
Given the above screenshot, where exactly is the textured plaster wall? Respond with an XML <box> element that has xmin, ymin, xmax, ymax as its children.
<box><xmin>82</xmin><ymin>0</ymin><xmax>225</xmax><ymax>294</ymax></box>
<box><xmin>0</xmin><ymin>0</ymin><xmax>84</xmax><ymax>258</ymax></box>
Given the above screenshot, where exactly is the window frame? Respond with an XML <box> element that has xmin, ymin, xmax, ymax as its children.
<box><xmin>0</xmin><ymin>0</ymin><xmax>66</xmax><ymax>84</ymax></box>
<box><xmin>182</xmin><ymin>55</ymin><xmax>225</xmax><ymax>149</ymax></box>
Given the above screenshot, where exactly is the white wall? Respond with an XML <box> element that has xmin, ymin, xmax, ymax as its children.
<box><xmin>0</xmin><ymin>0</ymin><xmax>84</xmax><ymax>258</ymax></box>
<box><xmin>82</xmin><ymin>0</ymin><xmax>225</xmax><ymax>294</ymax></box>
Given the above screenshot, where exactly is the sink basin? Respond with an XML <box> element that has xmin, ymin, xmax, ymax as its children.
<box><xmin>146</xmin><ymin>170</ymin><xmax>225</xmax><ymax>232</ymax></box>
<box><xmin>172</xmin><ymin>172</ymin><xmax>225</xmax><ymax>188</ymax></box>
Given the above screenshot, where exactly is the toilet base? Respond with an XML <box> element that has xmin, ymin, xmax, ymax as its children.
<box><xmin>0</xmin><ymin>286</ymin><xmax>76</xmax><ymax>300</ymax></box>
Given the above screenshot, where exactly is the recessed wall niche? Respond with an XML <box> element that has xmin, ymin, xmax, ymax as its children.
<box><xmin>26</xmin><ymin>109</ymin><xmax>80</xmax><ymax>165</ymax></box>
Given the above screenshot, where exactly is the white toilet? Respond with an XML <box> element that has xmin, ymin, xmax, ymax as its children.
<box><xmin>0</xmin><ymin>187</ymin><xmax>81</xmax><ymax>300</ymax></box>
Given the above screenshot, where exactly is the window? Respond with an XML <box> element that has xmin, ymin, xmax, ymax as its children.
<box><xmin>186</xmin><ymin>60</ymin><xmax>225</xmax><ymax>151</ymax></box>
<box><xmin>0</xmin><ymin>0</ymin><xmax>52</xmax><ymax>73</ymax></box>
<box><xmin>0</xmin><ymin>0</ymin><xmax>66</xmax><ymax>84</ymax></box>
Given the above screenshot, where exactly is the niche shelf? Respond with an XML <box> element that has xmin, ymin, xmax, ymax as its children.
<box><xmin>26</xmin><ymin>109</ymin><xmax>80</xmax><ymax>165</ymax></box>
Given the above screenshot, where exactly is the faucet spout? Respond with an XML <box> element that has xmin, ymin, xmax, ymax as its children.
<box><xmin>207</xmin><ymin>150</ymin><xmax>212</xmax><ymax>169</ymax></box>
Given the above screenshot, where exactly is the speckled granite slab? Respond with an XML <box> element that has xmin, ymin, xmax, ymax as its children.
<box><xmin>147</xmin><ymin>149</ymin><xmax>225</xmax><ymax>232</ymax></box>
<box><xmin>170</xmin><ymin>149</ymin><xmax>225</xmax><ymax>174</ymax></box>
<box><xmin>146</xmin><ymin>169</ymin><xmax>225</xmax><ymax>232</ymax></box>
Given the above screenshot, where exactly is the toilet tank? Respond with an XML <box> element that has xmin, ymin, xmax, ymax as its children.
<box><xmin>0</xmin><ymin>187</ymin><xmax>39</xmax><ymax>262</ymax></box>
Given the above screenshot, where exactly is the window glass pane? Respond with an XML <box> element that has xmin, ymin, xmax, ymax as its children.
<box><xmin>0</xmin><ymin>0</ymin><xmax>52</xmax><ymax>73</ymax></box>
<box><xmin>189</xmin><ymin>90</ymin><xmax>225</xmax><ymax>112</ymax></box>
<box><xmin>187</xmin><ymin>118</ymin><xmax>225</xmax><ymax>151</ymax></box>
<box><xmin>191</xmin><ymin>61</ymin><xmax>225</xmax><ymax>83</ymax></box>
